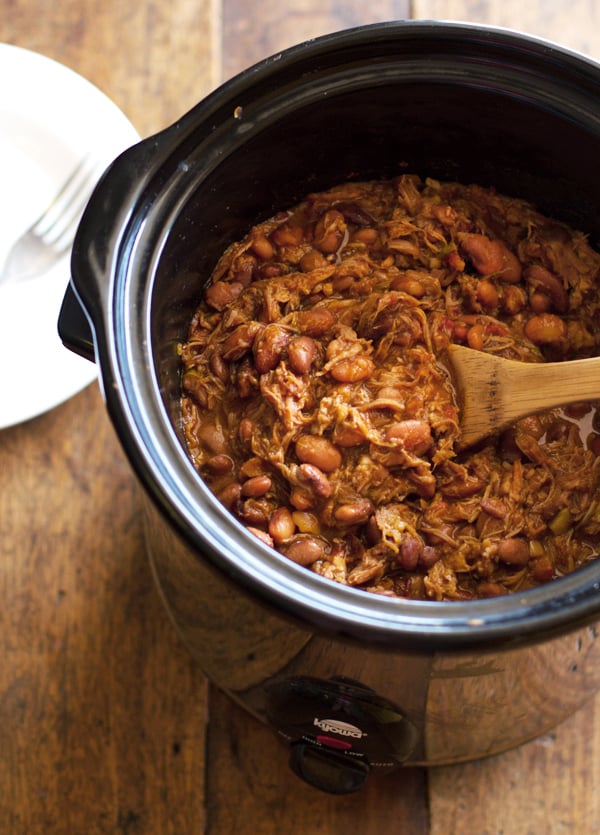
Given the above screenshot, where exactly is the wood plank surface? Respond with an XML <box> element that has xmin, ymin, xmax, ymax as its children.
<box><xmin>1</xmin><ymin>0</ymin><xmax>599</xmax><ymax>833</ymax></box>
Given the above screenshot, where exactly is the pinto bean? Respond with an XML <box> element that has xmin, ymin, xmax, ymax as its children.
<box><xmin>209</xmin><ymin>351</ymin><xmax>229</xmax><ymax>383</ymax></box>
<box><xmin>241</xmin><ymin>475</ymin><xmax>272</xmax><ymax>498</ymax></box>
<box><xmin>332</xmin><ymin>425</ymin><xmax>365</xmax><ymax>447</ymax></box>
<box><xmin>497</xmin><ymin>537</ymin><xmax>530</xmax><ymax>566</ymax></box>
<box><xmin>182</xmin><ymin>371</ymin><xmax>208</xmax><ymax>408</ymax></box>
<box><xmin>268</xmin><ymin>507</ymin><xmax>296</xmax><ymax>543</ymax></box>
<box><xmin>253</xmin><ymin>323</ymin><xmax>290</xmax><ymax>373</ymax></box>
<box><xmin>524</xmin><ymin>264</ymin><xmax>569</xmax><ymax>313</ymax></box>
<box><xmin>205</xmin><ymin>280</ymin><xmax>244</xmax><ymax>311</ymax></box>
<box><xmin>397</xmin><ymin>536</ymin><xmax>423</xmax><ymax>570</ymax></box>
<box><xmin>313</xmin><ymin>209</ymin><xmax>346</xmax><ymax>254</ymax></box>
<box><xmin>284</xmin><ymin>535</ymin><xmax>327</xmax><ymax>566</ymax></box>
<box><xmin>238</xmin><ymin>418</ymin><xmax>254</xmax><ymax>444</ymax></box>
<box><xmin>476</xmin><ymin>279</ymin><xmax>499</xmax><ymax>312</ymax></box>
<box><xmin>385</xmin><ymin>420</ymin><xmax>432</xmax><ymax>456</ymax></box>
<box><xmin>240</xmin><ymin>500</ymin><xmax>270</xmax><ymax>527</ymax></box>
<box><xmin>420</xmin><ymin>546</ymin><xmax>440</xmax><ymax>568</ymax></box>
<box><xmin>217</xmin><ymin>482</ymin><xmax>242</xmax><ymax>511</ymax></box>
<box><xmin>272</xmin><ymin>223</ymin><xmax>304</xmax><ymax>247</ymax></box>
<box><xmin>298</xmin><ymin>463</ymin><xmax>332</xmax><ymax>499</ymax></box>
<box><xmin>287</xmin><ymin>335</ymin><xmax>318</xmax><ymax>374</ymax></box>
<box><xmin>295</xmin><ymin>435</ymin><xmax>342</xmax><ymax>472</ymax></box>
<box><xmin>459</xmin><ymin>233</ymin><xmax>522</xmax><ymax>282</ymax></box>
<box><xmin>299</xmin><ymin>250</ymin><xmax>329</xmax><ymax>272</ymax></box>
<box><xmin>249</xmin><ymin>233</ymin><xmax>274</xmax><ymax>261</ymax></box>
<box><xmin>330</xmin><ymin>355</ymin><xmax>374</xmax><ymax>383</ymax></box>
<box><xmin>466</xmin><ymin>323</ymin><xmax>484</xmax><ymax>351</ymax></box>
<box><xmin>296</xmin><ymin>307</ymin><xmax>336</xmax><ymax>337</ymax></box>
<box><xmin>334</xmin><ymin>499</ymin><xmax>375</xmax><ymax>525</ymax></box>
<box><xmin>205</xmin><ymin>454</ymin><xmax>234</xmax><ymax>475</ymax></box>
<box><xmin>198</xmin><ymin>421</ymin><xmax>228</xmax><ymax>454</ymax></box>
<box><xmin>222</xmin><ymin>322</ymin><xmax>262</xmax><ymax>361</ymax></box>
<box><xmin>523</xmin><ymin>313</ymin><xmax>567</xmax><ymax>345</ymax></box>
<box><xmin>290</xmin><ymin>487</ymin><xmax>314</xmax><ymax>511</ymax></box>
<box><xmin>246</xmin><ymin>526</ymin><xmax>274</xmax><ymax>547</ymax></box>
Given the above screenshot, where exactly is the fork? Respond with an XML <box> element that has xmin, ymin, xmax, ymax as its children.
<box><xmin>0</xmin><ymin>156</ymin><xmax>99</xmax><ymax>285</ymax></box>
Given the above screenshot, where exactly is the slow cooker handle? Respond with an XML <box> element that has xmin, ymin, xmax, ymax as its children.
<box><xmin>58</xmin><ymin>129</ymin><xmax>179</xmax><ymax>364</ymax></box>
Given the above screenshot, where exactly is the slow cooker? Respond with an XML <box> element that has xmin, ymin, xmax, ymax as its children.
<box><xmin>58</xmin><ymin>21</ymin><xmax>600</xmax><ymax>794</ymax></box>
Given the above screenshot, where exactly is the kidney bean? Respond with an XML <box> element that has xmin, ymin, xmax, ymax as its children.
<box><xmin>524</xmin><ymin>264</ymin><xmax>568</xmax><ymax>313</ymax></box>
<box><xmin>496</xmin><ymin>537</ymin><xmax>530</xmax><ymax>566</ymax></box>
<box><xmin>246</xmin><ymin>526</ymin><xmax>274</xmax><ymax>547</ymax></box>
<box><xmin>253</xmin><ymin>323</ymin><xmax>290</xmax><ymax>374</ymax></box>
<box><xmin>284</xmin><ymin>535</ymin><xmax>327</xmax><ymax>566</ymax></box>
<box><xmin>334</xmin><ymin>499</ymin><xmax>375</xmax><ymax>526</ymax></box>
<box><xmin>385</xmin><ymin>420</ymin><xmax>432</xmax><ymax>456</ymax></box>
<box><xmin>295</xmin><ymin>435</ymin><xmax>342</xmax><ymax>472</ymax></box>
<box><xmin>222</xmin><ymin>321</ymin><xmax>262</xmax><ymax>361</ymax></box>
<box><xmin>204</xmin><ymin>280</ymin><xmax>244</xmax><ymax>311</ymax></box>
<box><xmin>299</xmin><ymin>463</ymin><xmax>332</xmax><ymax>499</ymax></box>
<box><xmin>313</xmin><ymin>209</ymin><xmax>346</xmax><ymax>254</ymax></box>
<box><xmin>205</xmin><ymin>454</ymin><xmax>234</xmax><ymax>475</ymax></box>
<box><xmin>241</xmin><ymin>475</ymin><xmax>272</xmax><ymax>498</ymax></box>
<box><xmin>330</xmin><ymin>355</ymin><xmax>374</xmax><ymax>383</ymax></box>
<box><xmin>296</xmin><ymin>307</ymin><xmax>336</xmax><ymax>337</ymax></box>
<box><xmin>268</xmin><ymin>507</ymin><xmax>296</xmax><ymax>543</ymax></box>
<box><xmin>523</xmin><ymin>313</ymin><xmax>567</xmax><ymax>345</ymax></box>
<box><xmin>249</xmin><ymin>233</ymin><xmax>274</xmax><ymax>261</ymax></box>
<box><xmin>287</xmin><ymin>335</ymin><xmax>318</xmax><ymax>374</ymax></box>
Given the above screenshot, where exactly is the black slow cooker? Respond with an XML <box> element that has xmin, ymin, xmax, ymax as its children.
<box><xmin>59</xmin><ymin>21</ymin><xmax>600</xmax><ymax>794</ymax></box>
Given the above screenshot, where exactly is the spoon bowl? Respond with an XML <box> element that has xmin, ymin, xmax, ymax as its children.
<box><xmin>447</xmin><ymin>344</ymin><xmax>600</xmax><ymax>450</ymax></box>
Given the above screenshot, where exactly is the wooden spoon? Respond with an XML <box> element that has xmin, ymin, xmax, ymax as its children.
<box><xmin>447</xmin><ymin>344</ymin><xmax>600</xmax><ymax>450</ymax></box>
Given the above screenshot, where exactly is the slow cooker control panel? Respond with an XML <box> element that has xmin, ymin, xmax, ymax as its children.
<box><xmin>265</xmin><ymin>675</ymin><xmax>418</xmax><ymax>793</ymax></box>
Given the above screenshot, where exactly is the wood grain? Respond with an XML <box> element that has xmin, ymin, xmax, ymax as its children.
<box><xmin>0</xmin><ymin>386</ymin><xmax>208</xmax><ymax>834</ymax></box>
<box><xmin>1</xmin><ymin>0</ymin><xmax>600</xmax><ymax>833</ymax></box>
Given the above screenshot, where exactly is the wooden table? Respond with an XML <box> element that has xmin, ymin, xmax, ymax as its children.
<box><xmin>1</xmin><ymin>1</ymin><xmax>599</xmax><ymax>832</ymax></box>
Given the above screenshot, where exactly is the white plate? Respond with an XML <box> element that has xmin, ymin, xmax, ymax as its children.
<box><xmin>0</xmin><ymin>44</ymin><xmax>140</xmax><ymax>429</ymax></box>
